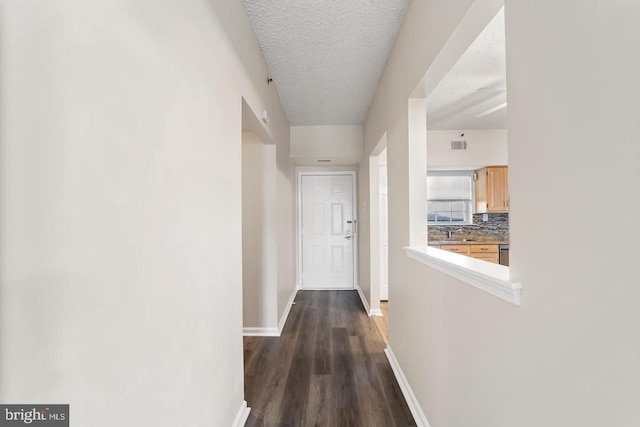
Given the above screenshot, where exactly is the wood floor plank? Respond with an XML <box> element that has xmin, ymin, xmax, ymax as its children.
<box><xmin>377</xmin><ymin>361</ymin><xmax>417</xmax><ymax>426</ymax></box>
<box><xmin>302</xmin><ymin>374</ymin><xmax>333</xmax><ymax>427</ymax></box>
<box><xmin>244</xmin><ymin>290</ymin><xmax>416</xmax><ymax>427</ymax></box>
<box><xmin>373</xmin><ymin>301</ymin><xmax>389</xmax><ymax>345</ymax></box>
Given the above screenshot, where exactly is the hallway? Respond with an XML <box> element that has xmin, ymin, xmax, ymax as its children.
<box><xmin>243</xmin><ymin>291</ymin><xmax>415</xmax><ymax>426</ymax></box>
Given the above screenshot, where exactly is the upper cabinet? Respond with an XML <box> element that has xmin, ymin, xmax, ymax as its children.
<box><xmin>475</xmin><ymin>166</ymin><xmax>509</xmax><ymax>213</ymax></box>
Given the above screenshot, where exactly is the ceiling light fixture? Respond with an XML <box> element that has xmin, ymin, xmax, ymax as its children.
<box><xmin>476</xmin><ymin>102</ymin><xmax>507</xmax><ymax>118</ymax></box>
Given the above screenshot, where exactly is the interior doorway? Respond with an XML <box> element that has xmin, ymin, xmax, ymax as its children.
<box><xmin>242</xmin><ymin>131</ymin><xmax>277</xmax><ymax>330</ymax></box>
<box><xmin>241</xmin><ymin>98</ymin><xmax>281</xmax><ymax>336</ymax></box>
<box><xmin>378</xmin><ymin>149</ymin><xmax>389</xmax><ymax>300</ymax></box>
<box><xmin>376</xmin><ymin>149</ymin><xmax>389</xmax><ymax>343</ymax></box>
<box><xmin>298</xmin><ymin>172</ymin><xmax>357</xmax><ymax>289</ymax></box>
<box><xmin>369</xmin><ymin>134</ymin><xmax>388</xmax><ymax>339</ymax></box>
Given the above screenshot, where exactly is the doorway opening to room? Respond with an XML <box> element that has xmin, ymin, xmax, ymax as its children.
<box><xmin>240</xmin><ymin>98</ymin><xmax>284</xmax><ymax>337</ymax></box>
<box><xmin>376</xmin><ymin>149</ymin><xmax>389</xmax><ymax>342</ymax></box>
<box><xmin>369</xmin><ymin>134</ymin><xmax>389</xmax><ymax>342</ymax></box>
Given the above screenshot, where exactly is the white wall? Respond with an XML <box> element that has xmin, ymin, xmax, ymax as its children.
<box><xmin>211</xmin><ymin>0</ymin><xmax>298</xmax><ymax>324</ymax></box>
<box><xmin>211</xmin><ymin>0</ymin><xmax>298</xmax><ymax>331</ymax></box>
<box><xmin>427</xmin><ymin>129</ymin><xmax>507</xmax><ymax>169</ymax></box>
<box><xmin>291</xmin><ymin>125</ymin><xmax>363</xmax><ymax>165</ymax></box>
<box><xmin>360</xmin><ymin>0</ymin><xmax>640</xmax><ymax>426</ymax></box>
<box><xmin>242</xmin><ymin>132</ymin><xmax>278</xmax><ymax>329</ymax></box>
<box><xmin>0</xmin><ymin>1</ymin><xmax>292</xmax><ymax>425</ymax></box>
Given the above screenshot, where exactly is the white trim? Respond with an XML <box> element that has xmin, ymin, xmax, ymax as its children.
<box><xmin>242</xmin><ymin>327</ymin><xmax>279</xmax><ymax>337</ymax></box>
<box><xmin>296</xmin><ymin>170</ymin><xmax>358</xmax><ymax>290</ymax></box>
<box><xmin>243</xmin><ymin>288</ymin><xmax>298</xmax><ymax>337</ymax></box>
<box><xmin>368</xmin><ymin>142</ymin><xmax>384</xmax><ymax>312</ymax></box>
<box><xmin>278</xmin><ymin>288</ymin><xmax>298</xmax><ymax>335</ymax></box>
<box><xmin>385</xmin><ymin>346</ymin><xmax>431</xmax><ymax>427</ymax></box>
<box><xmin>404</xmin><ymin>246</ymin><xmax>522</xmax><ymax>306</ymax></box>
<box><xmin>357</xmin><ymin>285</ymin><xmax>382</xmax><ymax>317</ymax></box>
<box><xmin>355</xmin><ymin>285</ymin><xmax>372</xmax><ymax>315</ymax></box>
<box><xmin>231</xmin><ymin>400</ymin><xmax>251</xmax><ymax>427</ymax></box>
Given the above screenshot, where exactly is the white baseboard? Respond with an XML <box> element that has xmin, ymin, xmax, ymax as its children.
<box><xmin>278</xmin><ymin>288</ymin><xmax>298</xmax><ymax>335</ymax></box>
<box><xmin>385</xmin><ymin>346</ymin><xmax>431</xmax><ymax>427</ymax></box>
<box><xmin>355</xmin><ymin>285</ymin><xmax>383</xmax><ymax>316</ymax></box>
<box><xmin>242</xmin><ymin>288</ymin><xmax>298</xmax><ymax>337</ymax></box>
<box><xmin>232</xmin><ymin>400</ymin><xmax>251</xmax><ymax>427</ymax></box>
<box><xmin>355</xmin><ymin>285</ymin><xmax>372</xmax><ymax>315</ymax></box>
<box><xmin>242</xmin><ymin>327</ymin><xmax>279</xmax><ymax>337</ymax></box>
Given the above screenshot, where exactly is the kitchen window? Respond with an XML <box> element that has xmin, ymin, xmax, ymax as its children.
<box><xmin>427</xmin><ymin>171</ymin><xmax>473</xmax><ymax>225</ymax></box>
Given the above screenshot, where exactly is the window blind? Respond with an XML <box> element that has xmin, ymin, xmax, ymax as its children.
<box><xmin>426</xmin><ymin>175</ymin><xmax>472</xmax><ymax>200</ymax></box>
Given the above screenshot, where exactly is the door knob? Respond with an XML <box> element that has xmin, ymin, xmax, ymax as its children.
<box><xmin>345</xmin><ymin>235</ymin><xmax>352</xmax><ymax>240</ymax></box>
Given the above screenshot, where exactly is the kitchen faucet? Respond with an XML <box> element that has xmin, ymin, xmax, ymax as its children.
<box><xmin>447</xmin><ymin>229</ymin><xmax>463</xmax><ymax>239</ymax></box>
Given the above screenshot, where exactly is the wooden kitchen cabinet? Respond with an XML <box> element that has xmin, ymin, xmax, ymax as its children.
<box><xmin>440</xmin><ymin>244</ymin><xmax>499</xmax><ymax>264</ymax></box>
<box><xmin>439</xmin><ymin>244</ymin><xmax>470</xmax><ymax>256</ymax></box>
<box><xmin>469</xmin><ymin>244</ymin><xmax>499</xmax><ymax>263</ymax></box>
<box><xmin>475</xmin><ymin>166</ymin><xmax>509</xmax><ymax>213</ymax></box>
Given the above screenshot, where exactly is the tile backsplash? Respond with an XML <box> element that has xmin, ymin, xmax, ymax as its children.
<box><xmin>428</xmin><ymin>213</ymin><xmax>509</xmax><ymax>241</ymax></box>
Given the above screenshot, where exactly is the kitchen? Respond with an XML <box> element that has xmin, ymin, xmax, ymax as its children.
<box><xmin>427</xmin><ymin>161</ymin><xmax>510</xmax><ymax>266</ymax></box>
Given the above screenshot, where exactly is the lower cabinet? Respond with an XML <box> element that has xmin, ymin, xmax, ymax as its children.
<box><xmin>439</xmin><ymin>244</ymin><xmax>469</xmax><ymax>255</ymax></box>
<box><xmin>469</xmin><ymin>245</ymin><xmax>499</xmax><ymax>263</ymax></box>
<box><xmin>440</xmin><ymin>244</ymin><xmax>499</xmax><ymax>264</ymax></box>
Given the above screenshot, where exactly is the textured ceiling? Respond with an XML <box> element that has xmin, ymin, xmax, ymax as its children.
<box><xmin>244</xmin><ymin>0</ymin><xmax>409</xmax><ymax>126</ymax></box>
<box><xmin>427</xmin><ymin>8</ymin><xmax>507</xmax><ymax>130</ymax></box>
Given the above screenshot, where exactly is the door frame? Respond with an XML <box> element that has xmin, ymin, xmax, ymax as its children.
<box><xmin>378</xmin><ymin>159</ymin><xmax>389</xmax><ymax>300</ymax></box>
<box><xmin>368</xmin><ymin>133</ymin><xmax>387</xmax><ymax>315</ymax></box>
<box><xmin>296</xmin><ymin>170</ymin><xmax>358</xmax><ymax>290</ymax></box>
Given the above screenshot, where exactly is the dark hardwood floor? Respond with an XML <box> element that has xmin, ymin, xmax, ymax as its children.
<box><xmin>244</xmin><ymin>290</ymin><xmax>416</xmax><ymax>427</ymax></box>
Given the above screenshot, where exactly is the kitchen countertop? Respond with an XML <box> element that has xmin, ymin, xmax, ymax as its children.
<box><xmin>428</xmin><ymin>238</ymin><xmax>509</xmax><ymax>246</ymax></box>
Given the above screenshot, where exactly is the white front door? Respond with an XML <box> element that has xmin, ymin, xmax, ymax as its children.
<box><xmin>300</xmin><ymin>174</ymin><xmax>355</xmax><ymax>289</ymax></box>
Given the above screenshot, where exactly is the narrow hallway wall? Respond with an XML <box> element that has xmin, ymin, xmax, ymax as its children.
<box><xmin>0</xmin><ymin>1</ymin><xmax>292</xmax><ymax>425</ymax></box>
<box><xmin>359</xmin><ymin>0</ymin><xmax>640</xmax><ymax>425</ymax></box>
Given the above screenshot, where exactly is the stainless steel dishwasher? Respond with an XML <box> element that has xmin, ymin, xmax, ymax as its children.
<box><xmin>499</xmin><ymin>244</ymin><xmax>510</xmax><ymax>266</ymax></box>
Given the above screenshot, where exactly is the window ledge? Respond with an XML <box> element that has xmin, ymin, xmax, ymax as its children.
<box><xmin>404</xmin><ymin>246</ymin><xmax>522</xmax><ymax>306</ymax></box>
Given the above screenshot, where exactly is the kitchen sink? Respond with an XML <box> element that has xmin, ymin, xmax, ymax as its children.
<box><xmin>437</xmin><ymin>238</ymin><xmax>478</xmax><ymax>243</ymax></box>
